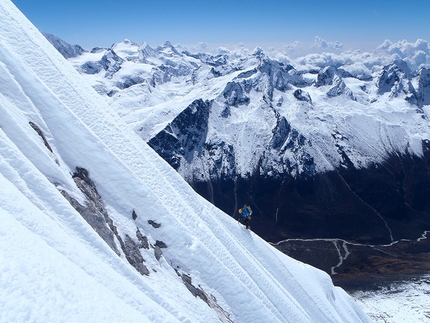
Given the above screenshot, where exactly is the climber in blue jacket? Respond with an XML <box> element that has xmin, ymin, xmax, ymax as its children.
<box><xmin>238</xmin><ymin>204</ymin><xmax>252</xmax><ymax>229</ymax></box>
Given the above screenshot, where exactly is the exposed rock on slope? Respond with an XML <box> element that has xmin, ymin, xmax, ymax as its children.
<box><xmin>43</xmin><ymin>32</ymin><xmax>85</xmax><ymax>58</ymax></box>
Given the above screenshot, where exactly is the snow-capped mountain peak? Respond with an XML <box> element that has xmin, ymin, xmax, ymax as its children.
<box><xmin>138</xmin><ymin>41</ymin><xmax>158</xmax><ymax>61</ymax></box>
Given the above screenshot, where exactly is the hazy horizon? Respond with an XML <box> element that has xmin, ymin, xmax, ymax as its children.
<box><xmin>11</xmin><ymin>0</ymin><xmax>430</xmax><ymax>55</ymax></box>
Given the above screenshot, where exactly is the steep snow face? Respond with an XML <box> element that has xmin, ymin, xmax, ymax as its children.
<box><xmin>0</xmin><ymin>1</ymin><xmax>372</xmax><ymax>322</ymax></box>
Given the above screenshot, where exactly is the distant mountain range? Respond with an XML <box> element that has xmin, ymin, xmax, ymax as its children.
<box><xmin>48</xmin><ymin>34</ymin><xmax>430</xmax><ymax>246</ymax></box>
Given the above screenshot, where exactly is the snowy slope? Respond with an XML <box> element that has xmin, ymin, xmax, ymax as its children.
<box><xmin>0</xmin><ymin>1</ymin><xmax>371</xmax><ymax>322</ymax></box>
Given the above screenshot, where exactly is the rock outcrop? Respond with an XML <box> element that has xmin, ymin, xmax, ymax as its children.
<box><xmin>61</xmin><ymin>167</ymin><xmax>153</xmax><ymax>275</ymax></box>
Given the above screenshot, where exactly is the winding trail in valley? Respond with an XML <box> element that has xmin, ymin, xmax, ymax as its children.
<box><xmin>271</xmin><ymin>230</ymin><xmax>430</xmax><ymax>275</ymax></box>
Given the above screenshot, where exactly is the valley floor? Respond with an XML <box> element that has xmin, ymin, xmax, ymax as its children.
<box><xmin>274</xmin><ymin>233</ymin><xmax>430</xmax><ymax>322</ymax></box>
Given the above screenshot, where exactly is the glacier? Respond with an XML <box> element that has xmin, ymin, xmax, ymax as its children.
<box><xmin>0</xmin><ymin>1</ymin><xmax>372</xmax><ymax>322</ymax></box>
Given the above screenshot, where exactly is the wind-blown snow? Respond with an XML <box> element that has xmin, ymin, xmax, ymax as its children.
<box><xmin>0</xmin><ymin>1</ymin><xmax>371</xmax><ymax>322</ymax></box>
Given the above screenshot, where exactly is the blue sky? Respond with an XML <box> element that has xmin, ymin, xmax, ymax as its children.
<box><xmin>11</xmin><ymin>0</ymin><xmax>430</xmax><ymax>52</ymax></box>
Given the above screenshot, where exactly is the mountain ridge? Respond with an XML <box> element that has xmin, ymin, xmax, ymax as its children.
<box><xmin>62</xmin><ymin>36</ymin><xmax>430</xmax><ymax>247</ymax></box>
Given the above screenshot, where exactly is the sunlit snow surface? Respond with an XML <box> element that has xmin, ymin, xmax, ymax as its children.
<box><xmin>0</xmin><ymin>1</ymin><xmax>372</xmax><ymax>322</ymax></box>
<box><xmin>351</xmin><ymin>276</ymin><xmax>430</xmax><ymax>323</ymax></box>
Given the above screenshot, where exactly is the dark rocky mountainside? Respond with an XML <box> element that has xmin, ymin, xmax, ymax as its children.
<box><xmin>145</xmin><ymin>57</ymin><xmax>430</xmax><ymax>246</ymax></box>
<box><xmin>43</xmin><ymin>33</ymin><xmax>85</xmax><ymax>58</ymax></box>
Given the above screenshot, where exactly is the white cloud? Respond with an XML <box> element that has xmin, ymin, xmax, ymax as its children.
<box><xmin>312</xmin><ymin>36</ymin><xmax>344</xmax><ymax>51</ymax></box>
<box><xmin>177</xmin><ymin>38</ymin><xmax>430</xmax><ymax>72</ymax></box>
<box><xmin>341</xmin><ymin>62</ymin><xmax>372</xmax><ymax>78</ymax></box>
<box><xmin>213</xmin><ymin>46</ymin><xmax>230</xmax><ymax>55</ymax></box>
<box><xmin>376</xmin><ymin>39</ymin><xmax>430</xmax><ymax>69</ymax></box>
<box><xmin>174</xmin><ymin>42</ymin><xmax>210</xmax><ymax>54</ymax></box>
<box><xmin>291</xmin><ymin>48</ymin><xmax>393</xmax><ymax>74</ymax></box>
<box><xmin>198</xmin><ymin>42</ymin><xmax>208</xmax><ymax>50</ymax></box>
<box><xmin>289</xmin><ymin>38</ymin><xmax>430</xmax><ymax>72</ymax></box>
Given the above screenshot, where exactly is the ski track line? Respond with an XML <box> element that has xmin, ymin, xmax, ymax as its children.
<box><xmin>211</xmin><ymin>220</ymin><xmax>319</xmax><ymax>322</ymax></box>
<box><xmin>200</xmin><ymin>206</ymin><xmax>309</xmax><ymax>323</ymax></box>
<box><xmin>57</xmin><ymin>104</ymin><xmax>294</xmax><ymax>323</ymax></box>
<box><xmin>120</xmin><ymin>133</ymin><xmax>308</xmax><ymax>321</ymax></box>
<box><xmin>216</xmin><ymin>214</ymin><xmax>356</xmax><ymax>323</ymax></box>
<box><xmin>137</xmin><ymin>165</ymin><xmax>289</xmax><ymax>322</ymax></box>
<box><xmin>0</xmin><ymin>40</ymin><xmax>215</xmax><ymax>322</ymax></box>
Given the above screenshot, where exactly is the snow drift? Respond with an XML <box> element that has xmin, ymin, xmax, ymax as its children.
<box><xmin>0</xmin><ymin>1</ymin><xmax>372</xmax><ymax>322</ymax></box>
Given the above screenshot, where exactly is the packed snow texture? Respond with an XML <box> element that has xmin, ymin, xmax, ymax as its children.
<box><xmin>0</xmin><ymin>1</ymin><xmax>372</xmax><ymax>322</ymax></box>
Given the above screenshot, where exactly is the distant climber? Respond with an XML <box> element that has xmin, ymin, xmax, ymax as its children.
<box><xmin>238</xmin><ymin>204</ymin><xmax>253</xmax><ymax>229</ymax></box>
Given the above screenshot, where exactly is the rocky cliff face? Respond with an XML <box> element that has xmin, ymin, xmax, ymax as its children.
<box><xmin>66</xmin><ymin>39</ymin><xmax>430</xmax><ymax>246</ymax></box>
<box><xmin>43</xmin><ymin>33</ymin><xmax>85</xmax><ymax>58</ymax></box>
<box><xmin>148</xmin><ymin>99</ymin><xmax>211</xmax><ymax>170</ymax></box>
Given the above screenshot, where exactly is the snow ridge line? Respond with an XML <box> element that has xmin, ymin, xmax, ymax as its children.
<box><xmin>210</xmin><ymin>205</ymin><xmax>359</xmax><ymax>323</ymax></box>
